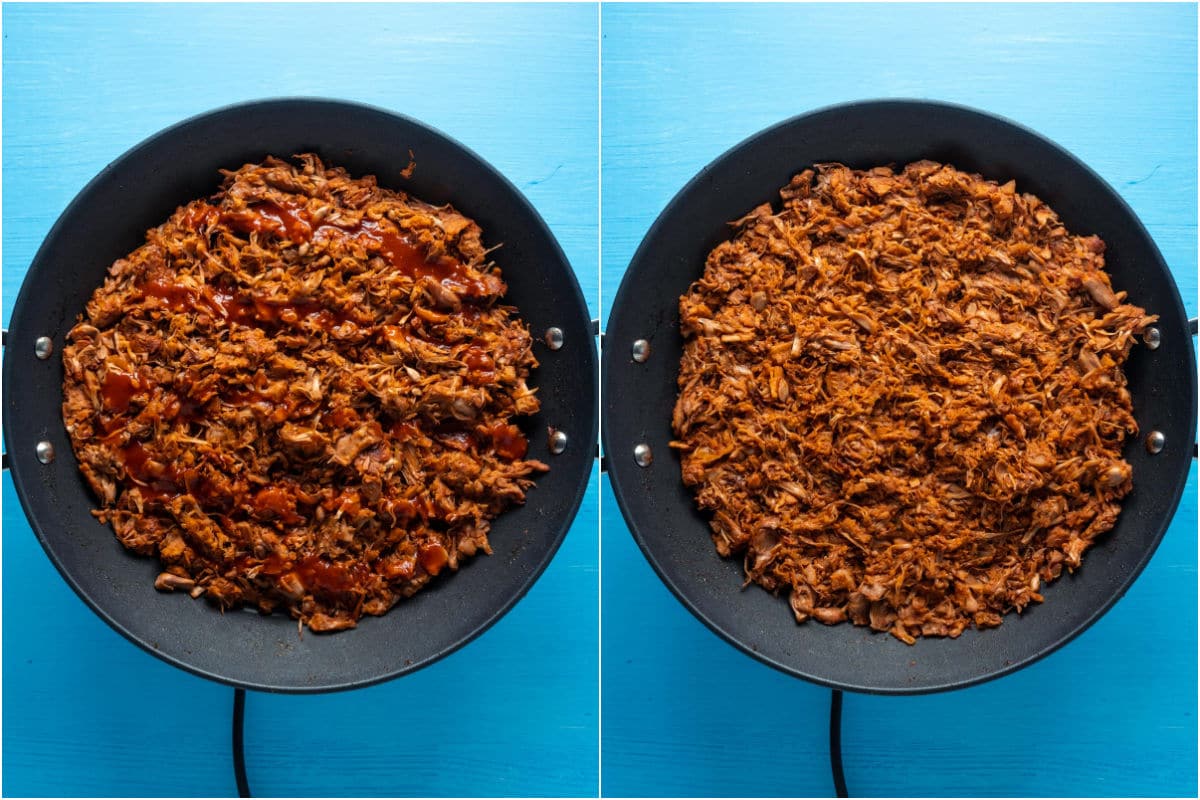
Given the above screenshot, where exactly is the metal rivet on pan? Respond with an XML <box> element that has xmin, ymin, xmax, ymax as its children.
<box><xmin>632</xmin><ymin>339</ymin><xmax>650</xmax><ymax>363</ymax></box>
<box><xmin>1146</xmin><ymin>431</ymin><xmax>1166</xmax><ymax>454</ymax></box>
<box><xmin>548</xmin><ymin>428</ymin><xmax>568</xmax><ymax>455</ymax></box>
<box><xmin>36</xmin><ymin>441</ymin><xmax>55</xmax><ymax>464</ymax></box>
<box><xmin>34</xmin><ymin>336</ymin><xmax>53</xmax><ymax>360</ymax></box>
<box><xmin>634</xmin><ymin>443</ymin><xmax>653</xmax><ymax>467</ymax></box>
<box><xmin>544</xmin><ymin>327</ymin><xmax>564</xmax><ymax>350</ymax></box>
<box><xmin>1143</xmin><ymin>327</ymin><xmax>1161</xmax><ymax>350</ymax></box>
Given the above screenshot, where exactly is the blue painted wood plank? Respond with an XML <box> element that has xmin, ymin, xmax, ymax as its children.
<box><xmin>2</xmin><ymin>4</ymin><xmax>598</xmax><ymax>796</ymax></box>
<box><xmin>7</xmin><ymin>2</ymin><xmax>1197</xmax><ymax>796</ymax></box>
<box><xmin>600</xmin><ymin>3</ymin><xmax>1196</xmax><ymax>797</ymax></box>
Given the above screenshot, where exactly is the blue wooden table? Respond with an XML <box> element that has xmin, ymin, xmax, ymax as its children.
<box><xmin>2</xmin><ymin>4</ymin><xmax>598</xmax><ymax>796</ymax></box>
<box><xmin>5</xmin><ymin>2</ymin><xmax>1197</xmax><ymax>798</ymax></box>
<box><xmin>600</xmin><ymin>3</ymin><xmax>1197</xmax><ymax>797</ymax></box>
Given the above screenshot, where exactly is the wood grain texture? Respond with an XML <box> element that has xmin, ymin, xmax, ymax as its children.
<box><xmin>600</xmin><ymin>3</ymin><xmax>1197</xmax><ymax>797</ymax></box>
<box><xmin>2</xmin><ymin>4</ymin><xmax>598</xmax><ymax>797</ymax></box>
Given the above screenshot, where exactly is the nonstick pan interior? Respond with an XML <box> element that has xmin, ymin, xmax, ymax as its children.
<box><xmin>602</xmin><ymin>100</ymin><xmax>1196</xmax><ymax>694</ymax></box>
<box><xmin>4</xmin><ymin>98</ymin><xmax>598</xmax><ymax>693</ymax></box>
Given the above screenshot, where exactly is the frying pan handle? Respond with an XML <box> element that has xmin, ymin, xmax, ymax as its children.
<box><xmin>593</xmin><ymin>318</ymin><xmax>608</xmax><ymax>474</ymax></box>
<box><xmin>2</xmin><ymin>328</ymin><xmax>59</xmax><ymax>471</ymax></box>
<box><xmin>1</xmin><ymin>328</ymin><xmax>6</xmax><ymax>472</ymax></box>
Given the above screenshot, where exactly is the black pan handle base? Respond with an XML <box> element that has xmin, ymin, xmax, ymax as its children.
<box><xmin>233</xmin><ymin>688</ymin><xmax>252</xmax><ymax>797</ymax></box>
<box><xmin>830</xmin><ymin>689</ymin><xmax>849</xmax><ymax>797</ymax></box>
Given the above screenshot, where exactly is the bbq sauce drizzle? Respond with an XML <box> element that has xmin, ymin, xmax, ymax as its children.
<box><xmin>97</xmin><ymin>198</ymin><xmax>528</xmax><ymax>596</ymax></box>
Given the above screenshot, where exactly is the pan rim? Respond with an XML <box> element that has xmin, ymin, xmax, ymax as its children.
<box><xmin>4</xmin><ymin>96</ymin><xmax>599</xmax><ymax>694</ymax></box>
<box><xmin>601</xmin><ymin>97</ymin><xmax>1197</xmax><ymax>695</ymax></box>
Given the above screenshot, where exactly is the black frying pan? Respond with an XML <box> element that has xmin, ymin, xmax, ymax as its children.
<box><xmin>602</xmin><ymin>100</ymin><xmax>1196</xmax><ymax>695</ymax></box>
<box><xmin>3</xmin><ymin>98</ymin><xmax>598</xmax><ymax>693</ymax></box>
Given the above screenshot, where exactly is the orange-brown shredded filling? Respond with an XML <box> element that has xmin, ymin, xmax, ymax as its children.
<box><xmin>673</xmin><ymin>161</ymin><xmax>1153</xmax><ymax>643</ymax></box>
<box><xmin>63</xmin><ymin>155</ymin><xmax>546</xmax><ymax>632</ymax></box>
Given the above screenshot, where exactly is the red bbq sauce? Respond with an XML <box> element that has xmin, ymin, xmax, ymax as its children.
<box><xmin>142</xmin><ymin>278</ymin><xmax>197</xmax><ymax>312</ymax></box>
<box><xmin>143</xmin><ymin>278</ymin><xmax>347</xmax><ymax>333</ymax></box>
<box><xmin>294</xmin><ymin>555</ymin><xmax>368</xmax><ymax>596</ymax></box>
<box><xmin>118</xmin><ymin>442</ymin><xmax>229</xmax><ymax>510</ymax></box>
<box><xmin>101</xmin><ymin>367</ymin><xmax>145</xmax><ymax>413</ymax></box>
<box><xmin>119</xmin><ymin>441</ymin><xmax>182</xmax><ymax>502</ymax></box>
<box><xmin>188</xmin><ymin>198</ymin><xmax>496</xmax><ymax>297</ymax></box>
<box><xmin>418</xmin><ymin>542</ymin><xmax>449</xmax><ymax>576</ymax></box>
<box><xmin>221</xmin><ymin>201</ymin><xmax>312</xmax><ymax>243</ymax></box>
<box><xmin>463</xmin><ymin>346</ymin><xmax>496</xmax><ymax>385</ymax></box>
<box><xmin>485</xmin><ymin>423</ymin><xmax>528</xmax><ymax>460</ymax></box>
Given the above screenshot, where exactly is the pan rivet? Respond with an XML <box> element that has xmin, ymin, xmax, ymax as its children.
<box><xmin>548</xmin><ymin>428</ymin><xmax>568</xmax><ymax>455</ymax></box>
<box><xmin>634</xmin><ymin>443</ymin><xmax>653</xmax><ymax>467</ymax></box>
<box><xmin>1143</xmin><ymin>327</ymin><xmax>1161</xmax><ymax>350</ymax></box>
<box><xmin>544</xmin><ymin>327</ymin><xmax>564</xmax><ymax>351</ymax></box>
<box><xmin>36</xmin><ymin>441</ymin><xmax>55</xmax><ymax>464</ymax></box>
<box><xmin>34</xmin><ymin>336</ymin><xmax>53</xmax><ymax>360</ymax></box>
<box><xmin>1146</xmin><ymin>431</ymin><xmax>1165</xmax><ymax>454</ymax></box>
<box><xmin>632</xmin><ymin>339</ymin><xmax>650</xmax><ymax>363</ymax></box>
